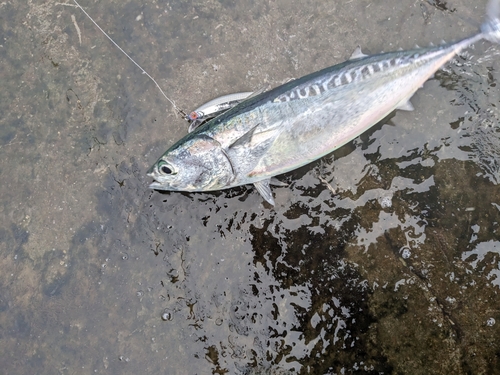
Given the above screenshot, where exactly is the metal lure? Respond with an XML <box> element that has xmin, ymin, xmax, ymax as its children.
<box><xmin>186</xmin><ymin>92</ymin><xmax>254</xmax><ymax>133</ymax></box>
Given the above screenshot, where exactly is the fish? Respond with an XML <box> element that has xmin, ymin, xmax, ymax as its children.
<box><xmin>148</xmin><ymin>0</ymin><xmax>500</xmax><ymax>206</ymax></box>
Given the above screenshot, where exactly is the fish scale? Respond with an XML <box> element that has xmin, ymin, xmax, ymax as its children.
<box><xmin>148</xmin><ymin>0</ymin><xmax>500</xmax><ymax>206</ymax></box>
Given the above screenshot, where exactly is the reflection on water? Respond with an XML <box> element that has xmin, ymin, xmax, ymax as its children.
<box><xmin>1</xmin><ymin>0</ymin><xmax>500</xmax><ymax>374</ymax></box>
<box><xmin>463</xmin><ymin>240</ymin><xmax>500</xmax><ymax>287</ymax></box>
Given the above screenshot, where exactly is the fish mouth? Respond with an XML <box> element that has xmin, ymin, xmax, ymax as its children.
<box><xmin>147</xmin><ymin>172</ymin><xmax>164</xmax><ymax>190</ymax></box>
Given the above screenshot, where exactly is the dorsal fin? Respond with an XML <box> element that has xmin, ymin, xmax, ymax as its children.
<box><xmin>245</xmin><ymin>87</ymin><xmax>266</xmax><ymax>99</ymax></box>
<box><xmin>349</xmin><ymin>46</ymin><xmax>368</xmax><ymax>60</ymax></box>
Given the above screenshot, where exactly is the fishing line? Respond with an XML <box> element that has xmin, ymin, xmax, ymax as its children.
<box><xmin>71</xmin><ymin>0</ymin><xmax>186</xmax><ymax>116</ymax></box>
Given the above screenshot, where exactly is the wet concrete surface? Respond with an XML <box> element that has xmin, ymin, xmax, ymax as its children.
<box><xmin>1</xmin><ymin>0</ymin><xmax>500</xmax><ymax>373</ymax></box>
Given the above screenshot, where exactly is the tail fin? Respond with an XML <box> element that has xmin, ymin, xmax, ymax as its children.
<box><xmin>481</xmin><ymin>0</ymin><xmax>500</xmax><ymax>43</ymax></box>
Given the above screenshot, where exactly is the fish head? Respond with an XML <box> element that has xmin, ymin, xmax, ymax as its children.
<box><xmin>147</xmin><ymin>134</ymin><xmax>235</xmax><ymax>192</ymax></box>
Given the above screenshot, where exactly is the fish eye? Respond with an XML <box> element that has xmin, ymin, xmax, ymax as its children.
<box><xmin>161</xmin><ymin>165</ymin><xmax>172</xmax><ymax>174</ymax></box>
<box><xmin>158</xmin><ymin>161</ymin><xmax>175</xmax><ymax>175</ymax></box>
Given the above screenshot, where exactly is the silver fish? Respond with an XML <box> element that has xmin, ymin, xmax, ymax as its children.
<box><xmin>148</xmin><ymin>0</ymin><xmax>500</xmax><ymax>205</ymax></box>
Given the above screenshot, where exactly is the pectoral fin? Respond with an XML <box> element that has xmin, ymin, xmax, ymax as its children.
<box><xmin>229</xmin><ymin>124</ymin><xmax>259</xmax><ymax>149</ymax></box>
<box><xmin>229</xmin><ymin>121</ymin><xmax>283</xmax><ymax>150</ymax></box>
<box><xmin>254</xmin><ymin>179</ymin><xmax>275</xmax><ymax>206</ymax></box>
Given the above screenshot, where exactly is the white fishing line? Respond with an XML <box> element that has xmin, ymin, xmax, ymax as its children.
<box><xmin>71</xmin><ymin>0</ymin><xmax>185</xmax><ymax>116</ymax></box>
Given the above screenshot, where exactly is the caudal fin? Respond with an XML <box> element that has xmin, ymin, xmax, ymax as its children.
<box><xmin>481</xmin><ymin>0</ymin><xmax>500</xmax><ymax>43</ymax></box>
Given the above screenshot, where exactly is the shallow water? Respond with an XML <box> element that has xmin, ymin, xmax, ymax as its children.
<box><xmin>1</xmin><ymin>0</ymin><xmax>500</xmax><ymax>373</ymax></box>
